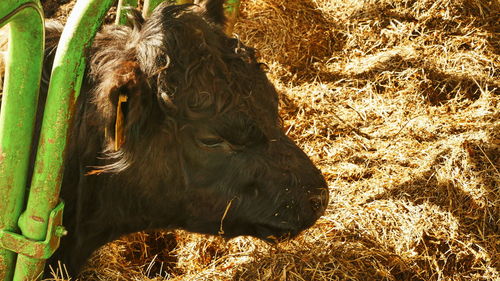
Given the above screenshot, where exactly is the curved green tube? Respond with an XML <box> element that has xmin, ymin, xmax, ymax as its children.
<box><xmin>0</xmin><ymin>1</ymin><xmax>44</xmax><ymax>280</ymax></box>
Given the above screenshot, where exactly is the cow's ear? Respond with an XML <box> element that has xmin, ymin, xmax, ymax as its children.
<box><xmin>95</xmin><ymin>60</ymin><xmax>151</xmax><ymax>151</ymax></box>
<box><xmin>196</xmin><ymin>0</ymin><xmax>226</xmax><ymax>27</ymax></box>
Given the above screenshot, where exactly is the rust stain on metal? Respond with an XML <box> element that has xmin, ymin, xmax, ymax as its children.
<box><xmin>0</xmin><ymin>255</ymin><xmax>8</xmax><ymax>280</ymax></box>
<box><xmin>30</xmin><ymin>216</ymin><xmax>45</xmax><ymax>223</ymax></box>
<box><xmin>1</xmin><ymin>233</ymin><xmax>20</xmax><ymax>249</ymax></box>
<box><xmin>0</xmin><ymin>148</ymin><xmax>5</xmax><ymax>163</ymax></box>
<box><xmin>34</xmin><ymin>244</ymin><xmax>45</xmax><ymax>258</ymax></box>
<box><xmin>49</xmin><ymin>233</ymin><xmax>59</xmax><ymax>253</ymax></box>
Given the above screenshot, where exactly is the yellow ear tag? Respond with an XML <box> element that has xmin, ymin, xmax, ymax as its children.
<box><xmin>115</xmin><ymin>94</ymin><xmax>128</xmax><ymax>151</ymax></box>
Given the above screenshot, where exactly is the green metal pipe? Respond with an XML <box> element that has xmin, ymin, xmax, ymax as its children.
<box><xmin>0</xmin><ymin>1</ymin><xmax>44</xmax><ymax>280</ymax></box>
<box><xmin>116</xmin><ymin>0</ymin><xmax>138</xmax><ymax>25</ymax></box>
<box><xmin>224</xmin><ymin>0</ymin><xmax>240</xmax><ymax>34</ymax></box>
<box><xmin>142</xmin><ymin>0</ymin><xmax>166</xmax><ymax>17</ymax></box>
<box><xmin>13</xmin><ymin>0</ymin><xmax>115</xmax><ymax>279</ymax></box>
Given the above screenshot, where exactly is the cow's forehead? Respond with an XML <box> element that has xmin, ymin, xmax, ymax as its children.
<box><xmin>139</xmin><ymin>10</ymin><xmax>280</xmax><ymax>120</ymax></box>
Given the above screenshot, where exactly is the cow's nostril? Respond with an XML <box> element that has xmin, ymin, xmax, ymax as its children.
<box><xmin>310</xmin><ymin>196</ymin><xmax>324</xmax><ymax>214</ymax></box>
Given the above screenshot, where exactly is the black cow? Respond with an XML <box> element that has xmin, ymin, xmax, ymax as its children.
<box><xmin>13</xmin><ymin>0</ymin><xmax>329</xmax><ymax>277</ymax></box>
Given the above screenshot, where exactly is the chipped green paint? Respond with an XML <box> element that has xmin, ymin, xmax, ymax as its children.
<box><xmin>0</xmin><ymin>1</ymin><xmax>44</xmax><ymax>280</ymax></box>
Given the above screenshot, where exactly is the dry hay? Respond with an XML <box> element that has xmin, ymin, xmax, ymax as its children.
<box><xmin>33</xmin><ymin>0</ymin><xmax>500</xmax><ymax>280</ymax></box>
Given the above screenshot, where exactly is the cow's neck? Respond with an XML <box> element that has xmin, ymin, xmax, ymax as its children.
<box><xmin>58</xmin><ymin>171</ymin><xmax>182</xmax><ymax>275</ymax></box>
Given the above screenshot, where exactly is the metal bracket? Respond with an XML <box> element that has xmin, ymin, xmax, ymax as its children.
<box><xmin>0</xmin><ymin>202</ymin><xmax>66</xmax><ymax>259</ymax></box>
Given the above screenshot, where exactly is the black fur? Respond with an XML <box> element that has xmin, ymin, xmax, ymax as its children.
<box><xmin>26</xmin><ymin>1</ymin><xmax>329</xmax><ymax>277</ymax></box>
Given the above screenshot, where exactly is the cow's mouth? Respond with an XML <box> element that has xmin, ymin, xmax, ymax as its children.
<box><xmin>253</xmin><ymin>223</ymin><xmax>299</xmax><ymax>243</ymax></box>
<box><xmin>217</xmin><ymin>221</ymin><xmax>299</xmax><ymax>243</ymax></box>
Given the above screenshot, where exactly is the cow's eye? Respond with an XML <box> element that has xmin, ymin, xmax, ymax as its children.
<box><xmin>198</xmin><ymin>137</ymin><xmax>225</xmax><ymax>148</ymax></box>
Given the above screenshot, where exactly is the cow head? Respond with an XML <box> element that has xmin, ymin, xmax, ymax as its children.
<box><xmin>83</xmin><ymin>1</ymin><xmax>328</xmax><ymax>243</ymax></box>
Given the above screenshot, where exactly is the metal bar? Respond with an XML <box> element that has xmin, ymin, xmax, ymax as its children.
<box><xmin>115</xmin><ymin>0</ymin><xmax>138</xmax><ymax>25</ymax></box>
<box><xmin>142</xmin><ymin>0</ymin><xmax>165</xmax><ymax>17</ymax></box>
<box><xmin>224</xmin><ymin>0</ymin><xmax>240</xmax><ymax>34</ymax></box>
<box><xmin>0</xmin><ymin>1</ymin><xmax>44</xmax><ymax>280</ymax></box>
<box><xmin>14</xmin><ymin>0</ymin><xmax>115</xmax><ymax>279</ymax></box>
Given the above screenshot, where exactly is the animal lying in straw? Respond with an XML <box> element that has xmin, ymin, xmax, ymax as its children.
<box><xmin>3</xmin><ymin>0</ymin><xmax>329</xmax><ymax>277</ymax></box>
